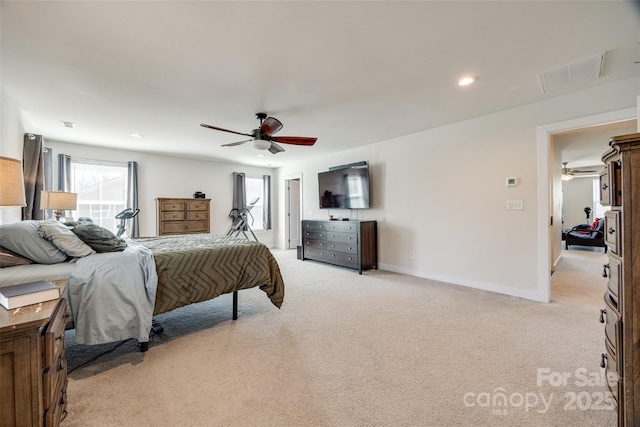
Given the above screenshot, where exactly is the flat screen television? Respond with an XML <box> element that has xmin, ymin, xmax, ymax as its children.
<box><xmin>318</xmin><ymin>164</ymin><xmax>370</xmax><ymax>209</ymax></box>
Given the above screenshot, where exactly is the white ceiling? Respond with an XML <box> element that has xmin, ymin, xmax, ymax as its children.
<box><xmin>2</xmin><ymin>1</ymin><xmax>640</xmax><ymax>168</ymax></box>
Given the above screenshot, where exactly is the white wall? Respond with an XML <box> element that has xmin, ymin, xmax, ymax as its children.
<box><xmin>23</xmin><ymin>140</ymin><xmax>278</xmax><ymax>246</ymax></box>
<box><xmin>277</xmin><ymin>76</ymin><xmax>640</xmax><ymax>301</ymax></box>
<box><xmin>562</xmin><ymin>178</ymin><xmax>596</xmax><ymax>228</ymax></box>
<box><xmin>0</xmin><ymin>88</ymin><xmax>33</xmax><ymax>224</ymax></box>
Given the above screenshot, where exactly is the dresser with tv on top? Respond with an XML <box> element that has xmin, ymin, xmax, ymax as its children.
<box><xmin>301</xmin><ymin>220</ymin><xmax>377</xmax><ymax>274</ymax></box>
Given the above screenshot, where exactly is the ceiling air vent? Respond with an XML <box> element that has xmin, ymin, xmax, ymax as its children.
<box><xmin>538</xmin><ymin>52</ymin><xmax>605</xmax><ymax>93</ymax></box>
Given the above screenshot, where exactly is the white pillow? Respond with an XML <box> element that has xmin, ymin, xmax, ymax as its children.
<box><xmin>39</xmin><ymin>220</ymin><xmax>95</xmax><ymax>258</ymax></box>
<box><xmin>0</xmin><ymin>220</ymin><xmax>68</xmax><ymax>264</ymax></box>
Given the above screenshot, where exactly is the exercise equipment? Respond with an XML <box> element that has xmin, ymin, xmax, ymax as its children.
<box><xmin>227</xmin><ymin>197</ymin><xmax>260</xmax><ymax>242</ymax></box>
<box><xmin>115</xmin><ymin>208</ymin><xmax>140</xmax><ymax>237</ymax></box>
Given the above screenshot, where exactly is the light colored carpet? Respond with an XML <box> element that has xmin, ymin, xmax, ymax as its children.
<box><xmin>63</xmin><ymin>247</ymin><xmax>615</xmax><ymax>426</ymax></box>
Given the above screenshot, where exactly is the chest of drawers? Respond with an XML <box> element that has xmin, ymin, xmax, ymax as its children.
<box><xmin>301</xmin><ymin>220</ymin><xmax>377</xmax><ymax>274</ymax></box>
<box><xmin>599</xmin><ymin>132</ymin><xmax>640</xmax><ymax>426</ymax></box>
<box><xmin>157</xmin><ymin>197</ymin><xmax>211</xmax><ymax>235</ymax></box>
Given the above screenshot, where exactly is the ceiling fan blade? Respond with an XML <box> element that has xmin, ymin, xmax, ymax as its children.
<box><xmin>572</xmin><ymin>169</ymin><xmax>598</xmax><ymax>173</ymax></box>
<box><xmin>261</xmin><ymin>117</ymin><xmax>283</xmax><ymax>137</ymax></box>
<box><xmin>221</xmin><ymin>139</ymin><xmax>252</xmax><ymax>147</ymax></box>
<box><xmin>201</xmin><ymin>123</ymin><xmax>253</xmax><ymax>137</ymax></box>
<box><xmin>268</xmin><ymin>142</ymin><xmax>285</xmax><ymax>154</ymax></box>
<box><xmin>270</xmin><ymin>136</ymin><xmax>317</xmax><ymax>146</ymax></box>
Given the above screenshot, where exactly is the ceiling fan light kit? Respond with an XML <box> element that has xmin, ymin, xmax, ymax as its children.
<box><xmin>252</xmin><ymin>139</ymin><xmax>271</xmax><ymax>150</ymax></box>
<box><xmin>201</xmin><ymin>112</ymin><xmax>317</xmax><ymax>155</ymax></box>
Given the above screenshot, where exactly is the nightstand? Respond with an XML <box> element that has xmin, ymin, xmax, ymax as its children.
<box><xmin>0</xmin><ymin>280</ymin><xmax>69</xmax><ymax>427</ymax></box>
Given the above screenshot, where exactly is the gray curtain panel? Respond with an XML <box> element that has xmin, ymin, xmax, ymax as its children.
<box><xmin>43</xmin><ymin>147</ymin><xmax>53</xmax><ymax>191</ymax></box>
<box><xmin>232</xmin><ymin>172</ymin><xmax>246</xmax><ymax>229</ymax></box>
<box><xmin>41</xmin><ymin>147</ymin><xmax>54</xmax><ymax>219</ymax></box>
<box><xmin>58</xmin><ymin>153</ymin><xmax>72</xmax><ymax>191</ymax></box>
<box><xmin>127</xmin><ymin>161</ymin><xmax>139</xmax><ymax>238</ymax></box>
<box><xmin>263</xmin><ymin>174</ymin><xmax>271</xmax><ymax>230</ymax></box>
<box><xmin>22</xmin><ymin>134</ymin><xmax>45</xmax><ymax>220</ymax></box>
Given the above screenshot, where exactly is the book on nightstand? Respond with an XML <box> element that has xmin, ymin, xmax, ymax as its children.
<box><xmin>0</xmin><ymin>281</ymin><xmax>60</xmax><ymax>310</ymax></box>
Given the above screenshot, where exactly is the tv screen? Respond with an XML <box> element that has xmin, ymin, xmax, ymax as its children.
<box><xmin>318</xmin><ymin>164</ymin><xmax>370</xmax><ymax>209</ymax></box>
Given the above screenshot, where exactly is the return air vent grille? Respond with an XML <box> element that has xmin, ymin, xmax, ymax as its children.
<box><xmin>538</xmin><ymin>52</ymin><xmax>605</xmax><ymax>93</ymax></box>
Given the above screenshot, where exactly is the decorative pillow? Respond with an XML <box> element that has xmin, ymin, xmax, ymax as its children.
<box><xmin>69</xmin><ymin>223</ymin><xmax>127</xmax><ymax>253</ymax></box>
<box><xmin>39</xmin><ymin>220</ymin><xmax>95</xmax><ymax>258</ymax></box>
<box><xmin>0</xmin><ymin>220</ymin><xmax>68</xmax><ymax>264</ymax></box>
<box><xmin>0</xmin><ymin>245</ymin><xmax>34</xmax><ymax>268</ymax></box>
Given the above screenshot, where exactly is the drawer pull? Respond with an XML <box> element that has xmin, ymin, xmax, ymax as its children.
<box><xmin>608</xmin><ymin>227</ymin><xmax>615</xmax><ymax>235</ymax></box>
<box><xmin>599</xmin><ymin>309</ymin><xmax>606</xmax><ymax>323</ymax></box>
<box><xmin>602</xmin><ymin>263</ymin><xmax>609</xmax><ymax>278</ymax></box>
<box><xmin>600</xmin><ymin>353</ymin><xmax>607</xmax><ymax>369</ymax></box>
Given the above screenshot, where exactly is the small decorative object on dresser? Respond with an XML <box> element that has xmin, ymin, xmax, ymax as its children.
<box><xmin>157</xmin><ymin>197</ymin><xmax>211</xmax><ymax>235</ymax></box>
<box><xmin>301</xmin><ymin>220</ymin><xmax>377</xmax><ymax>274</ymax></box>
<box><xmin>0</xmin><ymin>280</ymin><xmax>69</xmax><ymax>427</ymax></box>
<box><xmin>598</xmin><ymin>132</ymin><xmax>639</xmax><ymax>426</ymax></box>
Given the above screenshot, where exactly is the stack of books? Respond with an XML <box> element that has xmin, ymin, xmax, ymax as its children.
<box><xmin>0</xmin><ymin>281</ymin><xmax>60</xmax><ymax>310</ymax></box>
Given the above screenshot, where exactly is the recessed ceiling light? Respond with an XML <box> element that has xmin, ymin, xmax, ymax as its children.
<box><xmin>130</xmin><ymin>133</ymin><xmax>143</xmax><ymax>138</ymax></box>
<box><xmin>457</xmin><ymin>76</ymin><xmax>477</xmax><ymax>86</ymax></box>
<box><xmin>60</xmin><ymin>120</ymin><xmax>75</xmax><ymax>128</ymax></box>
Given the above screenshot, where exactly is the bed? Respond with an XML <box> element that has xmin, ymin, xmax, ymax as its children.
<box><xmin>0</xmin><ymin>220</ymin><xmax>285</xmax><ymax>351</ymax></box>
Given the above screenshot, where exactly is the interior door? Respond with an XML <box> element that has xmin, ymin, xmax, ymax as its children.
<box><xmin>286</xmin><ymin>178</ymin><xmax>301</xmax><ymax>250</ymax></box>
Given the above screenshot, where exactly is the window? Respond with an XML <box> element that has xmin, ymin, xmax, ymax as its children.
<box><xmin>71</xmin><ymin>161</ymin><xmax>128</xmax><ymax>232</ymax></box>
<box><xmin>245</xmin><ymin>177</ymin><xmax>264</xmax><ymax>231</ymax></box>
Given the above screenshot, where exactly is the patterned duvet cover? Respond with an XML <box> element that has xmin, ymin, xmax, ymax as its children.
<box><xmin>135</xmin><ymin>234</ymin><xmax>284</xmax><ymax>315</ymax></box>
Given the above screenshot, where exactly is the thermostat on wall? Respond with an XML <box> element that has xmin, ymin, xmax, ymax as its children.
<box><xmin>506</xmin><ymin>177</ymin><xmax>518</xmax><ymax>187</ymax></box>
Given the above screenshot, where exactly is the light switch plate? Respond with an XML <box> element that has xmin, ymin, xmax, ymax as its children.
<box><xmin>506</xmin><ymin>200</ymin><xmax>524</xmax><ymax>210</ymax></box>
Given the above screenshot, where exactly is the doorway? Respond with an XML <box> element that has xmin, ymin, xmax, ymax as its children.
<box><xmin>537</xmin><ymin>107</ymin><xmax>637</xmax><ymax>302</ymax></box>
<box><xmin>284</xmin><ymin>174</ymin><xmax>302</xmax><ymax>250</ymax></box>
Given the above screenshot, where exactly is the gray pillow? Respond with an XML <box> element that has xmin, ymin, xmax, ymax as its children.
<box><xmin>70</xmin><ymin>223</ymin><xmax>127</xmax><ymax>253</ymax></box>
<box><xmin>39</xmin><ymin>220</ymin><xmax>95</xmax><ymax>258</ymax></box>
<box><xmin>0</xmin><ymin>220</ymin><xmax>68</xmax><ymax>264</ymax></box>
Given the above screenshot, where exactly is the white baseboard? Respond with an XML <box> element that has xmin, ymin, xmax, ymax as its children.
<box><xmin>377</xmin><ymin>263</ymin><xmax>547</xmax><ymax>303</ymax></box>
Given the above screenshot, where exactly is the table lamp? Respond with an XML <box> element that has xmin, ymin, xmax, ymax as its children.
<box><xmin>0</xmin><ymin>157</ymin><xmax>27</xmax><ymax>207</ymax></box>
<box><xmin>40</xmin><ymin>191</ymin><xmax>78</xmax><ymax>221</ymax></box>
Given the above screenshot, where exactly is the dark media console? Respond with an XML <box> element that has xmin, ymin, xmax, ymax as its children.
<box><xmin>301</xmin><ymin>220</ymin><xmax>377</xmax><ymax>274</ymax></box>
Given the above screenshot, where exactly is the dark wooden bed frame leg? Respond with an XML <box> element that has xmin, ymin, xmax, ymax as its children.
<box><xmin>140</xmin><ymin>341</ymin><xmax>149</xmax><ymax>352</ymax></box>
<box><xmin>233</xmin><ymin>290</ymin><xmax>238</xmax><ymax>320</ymax></box>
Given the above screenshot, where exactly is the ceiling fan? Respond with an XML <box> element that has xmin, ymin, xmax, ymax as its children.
<box><xmin>200</xmin><ymin>113</ymin><xmax>317</xmax><ymax>154</ymax></box>
<box><xmin>561</xmin><ymin>162</ymin><xmax>600</xmax><ymax>181</ymax></box>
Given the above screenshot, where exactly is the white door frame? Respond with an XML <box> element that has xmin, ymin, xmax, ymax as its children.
<box><xmin>284</xmin><ymin>172</ymin><xmax>303</xmax><ymax>250</ymax></box>
<box><xmin>536</xmin><ymin>107</ymin><xmax>636</xmax><ymax>302</ymax></box>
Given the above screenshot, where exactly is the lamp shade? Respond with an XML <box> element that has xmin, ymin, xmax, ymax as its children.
<box><xmin>40</xmin><ymin>191</ymin><xmax>78</xmax><ymax>210</ymax></box>
<box><xmin>0</xmin><ymin>157</ymin><xmax>26</xmax><ymax>207</ymax></box>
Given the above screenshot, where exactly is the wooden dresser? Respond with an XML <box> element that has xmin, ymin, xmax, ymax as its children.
<box><xmin>156</xmin><ymin>197</ymin><xmax>211</xmax><ymax>235</ymax></box>
<box><xmin>599</xmin><ymin>132</ymin><xmax>640</xmax><ymax>426</ymax></box>
<box><xmin>0</xmin><ymin>295</ymin><xmax>69</xmax><ymax>427</ymax></box>
<box><xmin>301</xmin><ymin>220</ymin><xmax>377</xmax><ymax>274</ymax></box>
